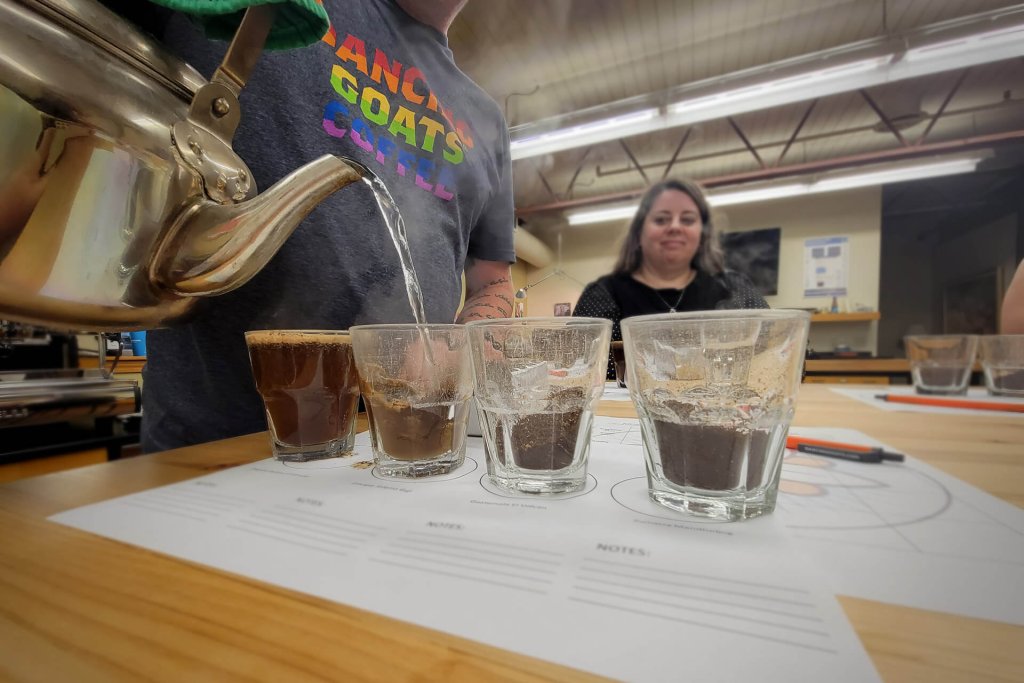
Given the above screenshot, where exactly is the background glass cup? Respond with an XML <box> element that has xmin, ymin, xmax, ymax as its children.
<box><xmin>610</xmin><ymin>340</ymin><xmax>627</xmax><ymax>388</ymax></box>
<box><xmin>905</xmin><ymin>334</ymin><xmax>979</xmax><ymax>395</ymax></box>
<box><xmin>245</xmin><ymin>330</ymin><xmax>360</xmax><ymax>462</ymax></box>
<box><xmin>467</xmin><ymin>317</ymin><xmax>612</xmax><ymax>494</ymax></box>
<box><xmin>351</xmin><ymin>324</ymin><xmax>473</xmax><ymax>478</ymax></box>
<box><xmin>622</xmin><ymin>310</ymin><xmax>810</xmax><ymax>522</ymax></box>
<box><xmin>979</xmin><ymin>335</ymin><xmax>1024</xmax><ymax>396</ymax></box>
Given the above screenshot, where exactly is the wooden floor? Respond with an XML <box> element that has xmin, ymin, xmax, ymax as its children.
<box><xmin>0</xmin><ymin>449</ymin><xmax>108</xmax><ymax>484</ymax></box>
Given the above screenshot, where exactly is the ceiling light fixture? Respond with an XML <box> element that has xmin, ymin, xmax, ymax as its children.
<box><xmin>564</xmin><ymin>154</ymin><xmax>987</xmax><ymax>225</ymax></box>
<box><xmin>510</xmin><ymin>8</ymin><xmax>1024</xmax><ymax>160</ymax></box>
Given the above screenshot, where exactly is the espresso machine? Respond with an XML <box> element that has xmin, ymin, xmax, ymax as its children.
<box><xmin>1</xmin><ymin>320</ymin><xmax>141</xmax><ymax>462</ymax></box>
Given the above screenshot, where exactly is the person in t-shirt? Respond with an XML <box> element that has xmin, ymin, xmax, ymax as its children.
<box><xmin>573</xmin><ymin>178</ymin><xmax>767</xmax><ymax>379</ymax></box>
<box><xmin>113</xmin><ymin>0</ymin><xmax>516</xmax><ymax>451</ymax></box>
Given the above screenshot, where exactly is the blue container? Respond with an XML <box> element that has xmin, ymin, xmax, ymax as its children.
<box><xmin>130</xmin><ymin>331</ymin><xmax>147</xmax><ymax>356</ymax></box>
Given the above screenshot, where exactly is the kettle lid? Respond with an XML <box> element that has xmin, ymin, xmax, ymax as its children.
<box><xmin>25</xmin><ymin>0</ymin><xmax>206</xmax><ymax>100</ymax></box>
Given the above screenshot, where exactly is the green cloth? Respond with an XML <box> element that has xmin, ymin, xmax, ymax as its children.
<box><xmin>148</xmin><ymin>0</ymin><xmax>329</xmax><ymax>50</ymax></box>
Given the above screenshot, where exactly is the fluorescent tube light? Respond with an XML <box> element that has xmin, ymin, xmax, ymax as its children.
<box><xmin>509</xmin><ymin>9</ymin><xmax>1024</xmax><ymax>161</ymax></box>
<box><xmin>707</xmin><ymin>183</ymin><xmax>808</xmax><ymax>207</ymax></box>
<box><xmin>564</xmin><ymin>155</ymin><xmax>985</xmax><ymax>225</ymax></box>
<box><xmin>566</xmin><ymin>204</ymin><xmax>638</xmax><ymax>226</ymax></box>
<box><xmin>810</xmin><ymin>158</ymin><xmax>982</xmax><ymax>193</ymax></box>
<box><xmin>510</xmin><ymin>109</ymin><xmax>659</xmax><ymax>159</ymax></box>
<box><xmin>665</xmin><ymin>57</ymin><xmax>889</xmax><ymax>119</ymax></box>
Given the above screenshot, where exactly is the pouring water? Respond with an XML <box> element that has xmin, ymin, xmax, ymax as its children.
<box><xmin>357</xmin><ymin>168</ymin><xmax>436</xmax><ymax>367</ymax></box>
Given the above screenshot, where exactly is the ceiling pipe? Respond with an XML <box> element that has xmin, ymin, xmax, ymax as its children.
<box><xmin>515</xmin><ymin>129</ymin><xmax>1024</xmax><ymax>216</ymax></box>
<box><xmin>513</xmin><ymin>227</ymin><xmax>554</xmax><ymax>267</ymax></box>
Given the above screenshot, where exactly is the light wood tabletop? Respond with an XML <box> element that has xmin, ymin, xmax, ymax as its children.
<box><xmin>1</xmin><ymin>385</ymin><xmax>1021</xmax><ymax>682</ymax></box>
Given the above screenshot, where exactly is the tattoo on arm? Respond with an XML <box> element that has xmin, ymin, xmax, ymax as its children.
<box><xmin>462</xmin><ymin>301</ymin><xmax>506</xmax><ymax>314</ymax></box>
<box><xmin>458</xmin><ymin>310</ymin><xmax>500</xmax><ymax>321</ymax></box>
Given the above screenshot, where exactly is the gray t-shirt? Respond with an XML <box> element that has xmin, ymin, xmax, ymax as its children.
<box><xmin>139</xmin><ymin>0</ymin><xmax>515</xmax><ymax>451</ymax></box>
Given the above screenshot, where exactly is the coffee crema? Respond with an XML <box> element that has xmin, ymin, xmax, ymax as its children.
<box><xmin>247</xmin><ymin>331</ymin><xmax>360</xmax><ymax>449</ymax></box>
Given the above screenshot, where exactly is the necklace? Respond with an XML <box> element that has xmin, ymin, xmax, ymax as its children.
<box><xmin>656</xmin><ymin>288</ymin><xmax>687</xmax><ymax>312</ymax></box>
<box><xmin>652</xmin><ymin>270</ymin><xmax>696</xmax><ymax>312</ymax></box>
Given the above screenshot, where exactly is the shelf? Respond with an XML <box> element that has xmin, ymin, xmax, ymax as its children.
<box><xmin>805</xmin><ymin>359</ymin><xmax>982</xmax><ymax>373</ymax></box>
<box><xmin>810</xmin><ymin>312</ymin><xmax>880</xmax><ymax>323</ymax></box>
<box><xmin>79</xmin><ymin>356</ymin><xmax>147</xmax><ymax>374</ymax></box>
<box><xmin>805</xmin><ymin>359</ymin><xmax>908</xmax><ymax>373</ymax></box>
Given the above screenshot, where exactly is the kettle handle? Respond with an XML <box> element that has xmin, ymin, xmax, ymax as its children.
<box><xmin>210</xmin><ymin>5</ymin><xmax>277</xmax><ymax>97</ymax></box>
<box><xmin>172</xmin><ymin>5</ymin><xmax>278</xmax><ymax>205</ymax></box>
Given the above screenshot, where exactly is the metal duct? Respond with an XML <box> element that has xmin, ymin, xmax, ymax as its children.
<box><xmin>513</xmin><ymin>228</ymin><xmax>554</xmax><ymax>268</ymax></box>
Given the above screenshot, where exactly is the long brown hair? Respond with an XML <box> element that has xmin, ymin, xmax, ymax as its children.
<box><xmin>612</xmin><ymin>178</ymin><xmax>725</xmax><ymax>276</ymax></box>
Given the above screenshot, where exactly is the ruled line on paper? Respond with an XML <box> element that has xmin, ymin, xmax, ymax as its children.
<box><xmin>226</xmin><ymin>525</ymin><xmax>355</xmax><ymax>556</ymax></box>
<box><xmin>369</xmin><ymin>558</ymin><xmax>550</xmax><ymax>595</ymax></box>
<box><xmin>568</xmin><ymin>557</ymin><xmax>835</xmax><ymax>652</ymax></box>
<box><xmin>119</xmin><ymin>500</ymin><xmax>211</xmax><ymax>522</ymax></box>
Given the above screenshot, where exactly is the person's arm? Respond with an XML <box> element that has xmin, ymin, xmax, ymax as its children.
<box><xmin>456</xmin><ymin>257</ymin><xmax>514</xmax><ymax>322</ymax></box>
<box><xmin>1001</xmin><ymin>259</ymin><xmax>1024</xmax><ymax>334</ymax></box>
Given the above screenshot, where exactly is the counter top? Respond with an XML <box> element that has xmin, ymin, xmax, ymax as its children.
<box><xmin>1</xmin><ymin>387</ymin><xmax>1021</xmax><ymax>681</ymax></box>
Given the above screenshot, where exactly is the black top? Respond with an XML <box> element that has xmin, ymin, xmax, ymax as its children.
<box><xmin>573</xmin><ymin>270</ymin><xmax>769</xmax><ymax>379</ymax></box>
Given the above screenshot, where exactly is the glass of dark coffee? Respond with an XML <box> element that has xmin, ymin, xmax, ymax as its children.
<box><xmin>622</xmin><ymin>310</ymin><xmax>810</xmax><ymax>522</ymax></box>
<box><xmin>245</xmin><ymin>330</ymin><xmax>360</xmax><ymax>462</ymax></box>
<box><xmin>350</xmin><ymin>324</ymin><xmax>473</xmax><ymax>478</ymax></box>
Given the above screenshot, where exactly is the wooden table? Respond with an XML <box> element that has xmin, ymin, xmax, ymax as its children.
<box><xmin>1</xmin><ymin>386</ymin><xmax>1022</xmax><ymax>681</ymax></box>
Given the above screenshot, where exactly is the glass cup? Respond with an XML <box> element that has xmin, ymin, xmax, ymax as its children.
<box><xmin>610</xmin><ymin>340</ymin><xmax>627</xmax><ymax>388</ymax></box>
<box><xmin>351</xmin><ymin>324</ymin><xmax>473</xmax><ymax>478</ymax></box>
<box><xmin>905</xmin><ymin>334</ymin><xmax>979</xmax><ymax>395</ymax></box>
<box><xmin>622</xmin><ymin>310</ymin><xmax>810</xmax><ymax>522</ymax></box>
<box><xmin>245</xmin><ymin>330</ymin><xmax>360</xmax><ymax>462</ymax></box>
<box><xmin>467</xmin><ymin>317</ymin><xmax>612</xmax><ymax>494</ymax></box>
<box><xmin>979</xmin><ymin>335</ymin><xmax>1024</xmax><ymax>396</ymax></box>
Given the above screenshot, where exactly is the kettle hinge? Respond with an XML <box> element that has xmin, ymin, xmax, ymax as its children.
<box><xmin>172</xmin><ymin>5</ymin><xmax>276</xmax><ymax>204</ymax></box>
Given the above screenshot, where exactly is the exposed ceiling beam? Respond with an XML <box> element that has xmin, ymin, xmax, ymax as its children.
<box><xmin>591</xmin><ymin>98</ymin><xmax>1023</xmax><ymax>179</ymax></box>
<box><xmin>515</xmin><ymin>129</ymin><xmax>1024</xmax><ymax>216</ymax></box>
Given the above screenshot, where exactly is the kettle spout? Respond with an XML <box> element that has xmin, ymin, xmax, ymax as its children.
<box><xmin>155</xmin><ymin>155</ymin><xmax>365</xmax><ymax>296</ymax></box>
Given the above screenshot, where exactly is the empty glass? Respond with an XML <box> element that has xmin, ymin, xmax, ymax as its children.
<box><xmin>622</xmin><ymin>310</ymin><xmax>810</xmax><ymax>522</ymax></box>
<box><xmin>467</xmin><ymin>317</ymin><xmax>612</xmax><ymax>494</ymax></box>
<box><xmin>905</xmin><ymin>335</ymin><xmax>978</xmax><ymax>395</ymax></box>
<box><xmin>351</xmin><ymin>324</ymin><xmax>473</xmax><ymax>478</ymax></box>
<box><xmin>979</xmin><ymin>335</ymin><xmax>1024</xmax><ymax>397</ymax></box>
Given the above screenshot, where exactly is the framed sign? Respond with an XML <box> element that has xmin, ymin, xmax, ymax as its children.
<box><xmin>803</xmin><ymin>236</ymin><xmax>849</xmax><ymax>297</ymax></box>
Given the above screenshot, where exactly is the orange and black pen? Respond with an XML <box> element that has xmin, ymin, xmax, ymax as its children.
<box><xmin>875</xmin><ymin>394</ymin><xmax>1024</xmax><ymax>414</ymax></box>
<box><xmin>785</xmin><ymin>435</ymin><xmax>905</xmax><ymax>464</ymax></box>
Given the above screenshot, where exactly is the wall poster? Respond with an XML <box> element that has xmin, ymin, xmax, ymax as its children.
<box><xmin>803</xmin><ymin>236</ymin><xmax>849</xmax><ymax>297</ymax></box>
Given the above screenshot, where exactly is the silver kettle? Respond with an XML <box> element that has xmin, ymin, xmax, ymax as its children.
<box><xmin>0</xmin><ymin>0</ymin><xmax>366</xmax><ymax>331</ymax></box>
